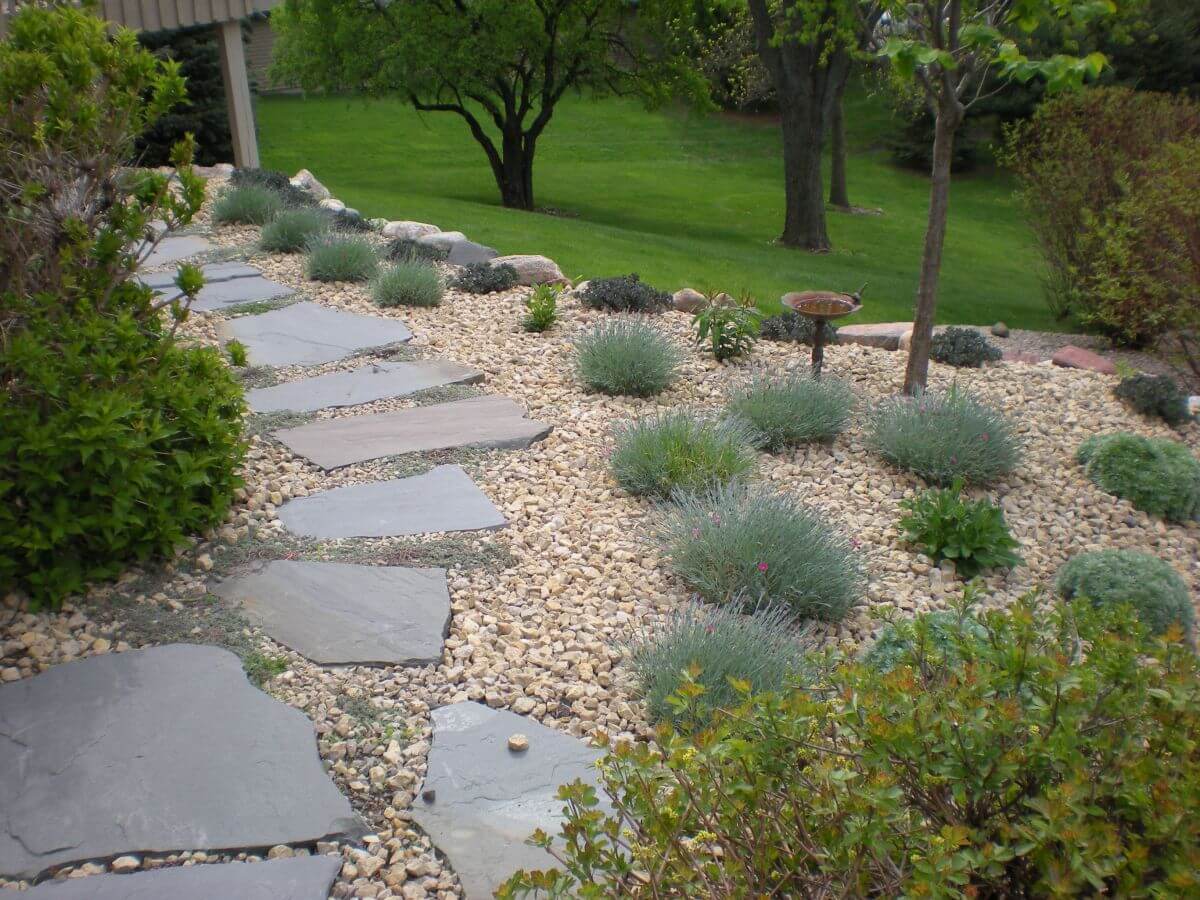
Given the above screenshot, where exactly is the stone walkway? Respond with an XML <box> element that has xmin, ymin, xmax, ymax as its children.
<box><xmin>0</xmin><ymin>250</ymin><xmax>599</xmax><ymax>896</ymax></box>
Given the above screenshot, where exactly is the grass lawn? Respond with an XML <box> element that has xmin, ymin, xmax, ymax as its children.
<box><xmin>257</xmin><ymin>87</ymin><xmax>1054</xmax><ymax>329</ymax></box>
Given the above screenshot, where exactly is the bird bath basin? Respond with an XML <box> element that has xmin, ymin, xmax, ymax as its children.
<box><xmin>780</xmin><ymin>288</ymin><xmax>864</xmax><ymax>377</ymax></box>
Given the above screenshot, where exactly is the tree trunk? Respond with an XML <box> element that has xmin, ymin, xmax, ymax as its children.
<box><xmin>779</xmin><ymin>99</ymin><xmax>830</xmax><ymax>251</ymax></box>
<box><xmin>829</xmin><ymin>79</ymin><xmax>850</xmax><ymax>209</ymax></box>
<box><xmin>903</xmin><ymin>106</ymin><xmax>960</xmax><ymax>395</ymax></box>
<box><xmin>497</xmin><ymin>130</ymin><xmax>534</xmax><ymax>210</ymax></box>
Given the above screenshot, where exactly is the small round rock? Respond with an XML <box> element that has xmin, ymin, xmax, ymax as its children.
<box><xmin>507</xmin><ymin>733</ymin><xmax>530</xmax><ymax>753</ymax></box>
<box><xmin>991</xmin><ymin>321</ymin><xmax>1009</xmax><ymax>338</ymax></box>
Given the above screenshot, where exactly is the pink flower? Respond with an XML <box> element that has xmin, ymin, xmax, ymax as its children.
<box><xmin>757</xmin><ymin>562</ymin><xmax>769</xmax><ymax>573</ymax></box>
<box><xmin>711</xmin><ymin>514</ymin><xmax>722</xmax><ymax>525</ymax></box>
<box><xmin>950</xmin><ymin>455</ymin><xmax>958</xmax><ymax>464</ymax></box>
<box><xmin>705</xmin><ymin>625</ymin><xmax>715</xmax><ymax>634</ymax></box>
<box><xmin>851</xmin><ymin>538</ymin><xmax>862</xmax><ymax>549</ymax></box>
<box><xmin>691</xmin><ymin>527</ymin><xmax>701</xmax><ymax>539</ymax></box>
<box><xmin>980</xmin><ymin>432</ymin><xmax>989</xmax><ymax>442</ymax></box>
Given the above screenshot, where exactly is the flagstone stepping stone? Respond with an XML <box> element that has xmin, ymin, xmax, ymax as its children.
<box><xmin>22</xmin><ymin>856</ymin><xmax>340</xmax><ymax>899</ymax></box>
<box><xmin>417</xmin><ymin>232</ymin><xmax>498</xmax><ymax>266</ymax></box>
<box><xmin>139</xmin><ymin>234</ymin><xmax>212</xmax><ymax>268</ymax></box>
<box><xmin>247</xmin><ymin>360</ymin><xmax>483</xmax><ymax>414</ymax></box>
<box><xmin>274</xmin><ymin>396</ymin><xmax>552</xmax><ymax>470</ymax></box>
<box><xmin>277</xmin><ymin>465</ymin><xmax>505</xmax><ymax>539</ymax></box>
<box><xmin>217</xmin><ymin>301</ymin><xmax>412</xmax><ymax>367</ymax></box>
<box><xmin>212</xmin><ymin>561</ymin><xmax>450</xmax><ymax>666</ymax></box>
<box><xmin>412</xmin><ymin>702</ymin><xmax>605</xmax><ymax>900</ymax></box>
<box><xmin>140</xmin><ymin>261</ymin><xmax>293</xmax><ymax>312</ymax></box>
<box><xmin>0</xmin><ymin>644</ymin><xmax>357</xmax><ymax>879</ymax></box>
<box><xmin>838</xmin><ymin>322</ymin><xmax>911</xmax><ymax>351</ymax></box>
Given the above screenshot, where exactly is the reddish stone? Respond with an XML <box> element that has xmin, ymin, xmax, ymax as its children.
<box><xmin>836</xmin><ymin>322</ymin><xmax>911</xmax><ymax>351</ymax></box>
<box><xmin>1051</xmin><ymin>345</ymin><xmax>1116</xmax><ymax>374</ymax></box>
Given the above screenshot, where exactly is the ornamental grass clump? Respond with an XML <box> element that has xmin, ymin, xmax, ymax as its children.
<box><xmin>1057</xmin><ymin>549</ymin><xmax>1194</xmax><ymax>639</ymax></box>
<box><xmin>305</xmin><ymin>232</ymin><xmax>378</xmax><ymax>282</ymax></box>
<box><xmin>1077</xmin><ymin>433</ymin><xmax>1200</xmax><ymax>522</ymax></box>
<box><xmin>610</xmin><ymin>412</ymin><xmax>757</xmax><ymax>498</ymax></box>
<box><xmin>727</xmin><ymin>374</ymin><xmax>853</xmax><ymax>450</ymax></box>
<box><xmin>657</xmin><ymin>482</ymin><xmax>864</xmax><ymax>621</ymax></box>
<box><xmin>628</xmin><ymin>603</ymin><xmax>806</xmax><ymax>726</ymax></box>
<box><xmin>371</xmin><ymin>260</ymin><xmax>442</xmax><ymax>308</ymax></box>
<box><xmin>868</xmin><ymin>387</ymin><xmax>1019</xmax><ymax>486</ymax></box>
<box><xmin>211</xmin><ymin>183</ymin><xmax>283</xmax><ymax>226</ymax></box>
<box><xmin>575</xmin><ymin>319</ymin><xmax>681</xmax><ymax>397</ymax></box>
<box><xmin>258</xmin><ymin>207</ymin><xmax>328</xmax><ymax>253</ymax></box>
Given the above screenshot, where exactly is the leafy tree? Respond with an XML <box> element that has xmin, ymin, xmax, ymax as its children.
<box><xmin>270</xmin><ymin>0</ymin><xmax>701</xmax><ymax>210</ymax></box>
<box><xmin>880</xmin><ymin>0</ymin><xmax>1115</xmax><ymax>394</ymax></box>
<box><xmin>745</xmin><ymin>0</ymin><xmax>880</xmax><ymax>250</ymax></box>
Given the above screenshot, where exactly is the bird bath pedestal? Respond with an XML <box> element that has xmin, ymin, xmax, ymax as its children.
<box><xmin>780</xmin><ymin>290</ymin><xmax>864</xmax><ymax>378</ymax></box>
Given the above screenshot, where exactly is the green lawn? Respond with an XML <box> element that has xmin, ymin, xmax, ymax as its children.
<box><xmin>256</xmin><ymin>88</ymin><xmax>1053</xmax><ymax>328</ymax></box>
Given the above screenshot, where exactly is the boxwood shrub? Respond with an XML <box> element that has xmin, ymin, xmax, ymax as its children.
<box><xmin>1057</xmin><ymin>549</ymin><xmax>1194</xmax><ymax>638</ymax></box>
<box><xmin>929</xmin><ymin>326</ymin><xmax>1003</xmax><ymax>367</ymax></box>
<box><xmin>1114</xmin><ymin>373</ymin><xmax>1191</xmax><ymax>426</ymax></box>
<box><xmin>580</xmin><ymin>273</ymin><xmax>670</xmax><ymax>313</ymax></box>
<box><xmin>1077</xmin><ymin>433</ymin><xmax>1200</xmax><ymax>522</ymax></box>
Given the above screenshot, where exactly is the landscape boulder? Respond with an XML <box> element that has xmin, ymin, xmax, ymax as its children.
<box><xmin>1051</xmin><ymin>345</ymin><xmax>1116</xmax><ymax>374</ymax></box>
<box><xmin>383</xmin><ymin>220</ymin><xmax>441</xmax><ymax>241</ymax></box>
<box><xmin>290</xmin><ymin>168</ymin><xmax>331</xmax><ymax>201</ymax></box>
<box><xmin>672</xmin><ymin>288</ymin><xmax>706</xmax><ymax>313</ymax></box>
<box><xmin>318</xmin><ymin>197</ymin><xmax>345</xmax><ymax>213</ymax></box>
<box><xmin>837</xmin><ymin>322</ymin><xmax>912</xmax><ymax>351</ymax></box>
<box><xmin>491</xmin><ymin>254</ymin><xmax>567</xmax><ymax>286</ymax></box>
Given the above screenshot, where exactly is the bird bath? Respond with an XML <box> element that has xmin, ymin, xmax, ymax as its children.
<box><xmin>780</xmin><ymin>288</ymin><xmax>864</xmax><ymax>377</ymax></box>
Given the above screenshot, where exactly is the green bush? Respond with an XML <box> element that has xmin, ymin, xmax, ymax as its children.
<box><xmin>258</xmin><ymin>207</ymin><xmax>328</xmax><ymax>253</ymax></box>
<box><xmin>758</xmin><ymin>310</ymin><xmax>838</xmax><ymax>345</ymax></box>
<box><xmin>522</xmin><ymin>283</ymin><xmax>559</xmax><ymax>332</ymax></box>
<box><xmin>371</xmin><ymin>260</ymin><xmax>443</xmax><ymax>308</ymax></box>
<box><xmin>230</xmin><ymin>167</ymin><xmax>316</xmax><ymax>208</ymax></box>
<box><xmin>610</xmin><ymin>412</ymin><xmax>757</xmax><ymax>498</ymax></box>
<box><xmin>387</xmin><ymin>237</ymin><xmax>449</xmax><ymax>264</ymax></box>
<box><xmin>691</xmin><ymin>300</ymin><xmax>758</xmax><ymax>361</ymax></box>
<box><xmin>864</xmin><ymin>609</ymin><xmax>989</xmax><ymax>673</ymax></box>
<box><xmin>1057</xmin><ymin>549</ymin><xmax>1193</xmax><ymax>639</ymax></box>
<box><xmin>1077</xmin><ymin>433</ymin><xmax>1200</xmax><ymax>522</ymax></box>
<box><xmin>629</xmin><ymin>602</ymin><xmax>805</xmax><ymax>727</ymax></box>
<box><xmin>869</xmin><ymin>387</ymin><xmax>1020</xmax><ymax>486</ymax></box>
<box><xmin>501</xmin><ymin>599</ymin><xmax>1200</xmax><ymax>898</ymax></box>
<box><xmin>581</xmin><ymin>273</ymin><xmax>670</xmax><ymax>314</ymax></box>
<box><xmin>657</xmin><ymin>482</ymin><xmax>864</xmax><ymax>621</ymax></box>
<box><xmin>212</xmin><ymin>183</ymin><xmax>283</xmax><ymax>226</ymax></box>
<box><xmin>899</xmin><ymin>480</ymin><xmax>1022</xmax><ymax>578</ymax></box>
<box><xmin>929</xmin><ymin>326</ymin><xmax>1002</xmax><ymax>367</ymax></box>
<box><xmin>305</xmin><ymin>232</ymin><xmax>379</xmax><ymax>282</ymax></box>
<box><xmin>1114</xmin><ymin>373</ymin><xmax>1191</xmax><ymax>426</ymax></box>
<box><xmin>454</xmin><ymin>261</ymin><xmax>518</xmax><ymax>294</ymax></box>
<box><xmin>575</xmin><ymin>319</ymin><xmax>681</xmax><ymax>397</ymax></box>
<box><xmin>726</xmin><ymin>373</ymin><xmax>853</xmax><ymax>450</ymax></box>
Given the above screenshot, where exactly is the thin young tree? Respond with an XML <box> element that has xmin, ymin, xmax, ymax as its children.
<box><xmin>880</xmin><ymin>0</ymin><xmax>1113</xmax><ymax>394</ymax></box>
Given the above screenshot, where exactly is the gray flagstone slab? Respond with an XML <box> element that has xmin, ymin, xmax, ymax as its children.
<box><xmin>411</xmin><ymin>702</ymin><xmax>605</xmax><ymax>900</ymax></box>
<box><xmin>247</xmin><ymin>360</ymin><xmax>483</xmax><ymax>414</ymax></box>
<box><xmin>277</xmin><ymin>465</ymin><xmax>505</xmax><ymax>539</ymax></box>
<box><xmin>22</xmin><ymin>856</ymin><xmax>341</xmax><ymax>899</ymax></box>
<box><xmin>212</xmin><ymin>560</ymin><xmax>451</xmax><ymax>666</ymax></box>
<box><xmin>273</xmin><ymin>395</ymin><xmax>552</xmax><ymax>470</ymax></box>
<box><xmin>417</xmin><ymin>232</ymin><xmax>498</xmax><ymax>266</ymax></box>
<box><xmin>217</xmin><ymin>301</ymin><xmax>412</xmax><ymax>367</ymax></box>
<box><xmin>0</xmin><ymin>644</ymin><xmax>358</xmax><ymax>880</ymax></box>
<box><xmin>139</xmin><ymin>234</ymin><xmax>212</xmax><ymax>268</ymax></box>
<box><xmin>140</xmin><ymin>261</ymin><xmax>293</xmax><ymax>312</ymax></box>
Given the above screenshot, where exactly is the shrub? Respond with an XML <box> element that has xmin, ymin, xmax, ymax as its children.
<box><xmin>1057</xmin><ymin>549</ymin><xmax>1193</xmax><ymax>639</ymax></box>
<box><xmin>325</xmin><ymin>206</ymin><xmax>373</xmax><ymax>232</ymax></box>
<box><xmin>1077</xmin><ymin>433</ymin><xmax>1200</xmax><ymax>522</ymax></box>
<box><xmin>1004</xmin><ymin>87</ymin><xmax>1200</xmax><ymax>321</ymax></box>
<box><xmin>580</xmin><ymin>273</ymin><xmax>670</xmax><ymax>314</ymax></box>
<box><xmin>230</xmin><ymin>167</ymin><xmax>317</xmax><ymax>208</ymax></box>
<box><xmin>258</xmin><ymin>207</ymin><xmax>328</xmax><ymax>253</ymax></box>
<box><xmin>211</xmin><ymin>183</ymin><xmax>283</xmax><ymax>226</ymax></box>
<box><xmin>226</xmin><ymin>339</ymin><xmax>249</xmax><ymax>367</ymax></box>
<box><xmin>1114</xmin><ymin>373</ymin><xmax>1191</xmax><ymax>425</ymax></box>
<box><xmin>575</xmin><ymin>319</ymin><xmax>681</xmax><ymax>397</ymax></box>
<box><xmin>929</xmin><ymin>326</ymin><xmax>1002</xmax><ymax>368</ymax></box>
<box><xmin>864</xmin><ymin>608</ymin><xmax>989</xmax><ymax>673</ymax></box>
<box><xmin>522</xmin><ymin>283</ymin><xmax>559</xmax><ymax>332</ymax></box>
<box><xmin>454</xmin><ymin>261</ymin><xmax>518</xmax><ymax>294</ymax></box>
<box><xmin>869</xmin><ymin>387</ymin><xmax>1019</xmax><ymax>486</ymax></box>
<box><xmin>610</xmin><ymin>412</ymin><xmax>756</xmax><ymax>498</ymax></box>
<box><xmin>387</xmin><ymin>237</ymin><xmax>449</xmax><ymax>264</ymax></box>
<box><xmin>658</xmin><ymin>482</ymin><xmax>864</xmax><ymax>621</ymax></box>
<box><xmin>305</xmin><ymin>232</ymin><xmax>378</xmax><ymax>282</ymax></box>
<box><xmin>726</xmin><ymin>374</ymin><xmax>853</xmax><ymax>450</ymax></box>
<box><xmin>628</xmin><ymin>602</ymin><xmax>805</xmax><ymax>726</ymax></box>
<box><xmin>899</xmin><ymin>480</ymin><xmax>1022</xmax><ymax>578</ymax></box>
<box><xmin>758</xmin><ymin>310</ymin><xmax>838</xmax><ymax>345</ymax></box>
<box><xmin>692</xmin><ymin>300</ymin><xmax>758</xmax><ymax>361</ymax></box>
<box><xmin>500</xmin><ymin>599</ymin><xmax>1200</xmax><ymax>898</ymax></box>
<box><xmin>371</xmin><ymin>260</ymin><xmax>443</xmax><ymax>308</ymax></box>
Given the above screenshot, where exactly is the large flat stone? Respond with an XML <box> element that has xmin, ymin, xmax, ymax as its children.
<box><xmin>141</xmin><ymin>261</ymin><xmax>293</xmax><ymax>312</ymax></box>
<box><xmin>273</xmin><ymin>396</ymin><xmax>552</xmax><ymax>469</ymax></box>
<box><xmin>1052</xmin><ymin>344</ymin><xmax>1117</xmax><ymax>374</ymax></box>
<box><xmin>23</xmin><ymin>856</ymin><xmax>340</xmax><ymax>899</ymax></box>
<box><xmin>277</xmin><ymin>465</ymin><xmax>505</xmax><ymax>539</ymax></box>
<box><xmin>247</xmin><ymin>360</ymin><xmax>483</xmax><ymax>414</ymax></box>
<box><xmin>412</xmin><ymin>702</ymin><xmax>604</xmax><ymax>900</ymax></box>
<box><xmin>418</xmin><ymin>232</ymin><xmax>498</xmax><ymax>266</ymax></box>
<box><xmin>837</xmin><ymin>322</ymin><xmax>911</xmax><ymax>351</ymax></box>
<box><xmin>138</xmin><ymin>234</ymin><xmax>212</xmax><ymax>268</ymax></box>
<box><xmin>0</xmin><ymin>645</ymin><xmax>357</xmax><ymax>879</ymax></box>
<box><xmin>212</xmin><ymin>561</ymin><xmax>450</xmax><ymax>666</ymax></box>
<box><xmin>217</xmin><ymin>301</ymin><xmax>412</xmax><ymax>367</ymax></box>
